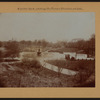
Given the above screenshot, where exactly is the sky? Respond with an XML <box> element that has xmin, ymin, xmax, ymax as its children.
<box><xmin>0</xmin><ymin>12</ymin><xmax>95</xmax><ymax>43</ymax></box>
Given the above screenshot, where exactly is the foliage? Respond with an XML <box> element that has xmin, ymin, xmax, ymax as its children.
<box><xmin>22</xmin><ymin>58</ymin><xmax>42</xmax><ymax>69</ymax></box>
<box><xmin>0</xmin><ymin>41</ymin><xmax>2</xmax><ymax>47</ymax></box>
<box><xmin>4</xmin><ymin>40</ymin><xmax>20</xmax><ymax>59</ymax></box>
<box><xmin>1</xmin><ymin>34</ymin><xmax>95</xmax><ymax>56</ymax></box>
<box><xmin>70</xmin><ymin>57</ymin><xmax>76</xmax><ymax>61</ymax></box>
<box><xmin>46</xmin><ymin>59</ymin><xmax>95</xmax><ymax>86</ymax></box>
<box><xmin>65</xmin><ymin>54</ymin><xmax>70</xmax><ymax>60</ymax></box>
<box><xmin>47</xmin><ymin>59</ymin><xmax>95</xmax><ymax>71</ymax></box>
<box><xmin>0</xmin><ymin>50</ymin><xmax>3</xmax><ymax>62</ymax></box>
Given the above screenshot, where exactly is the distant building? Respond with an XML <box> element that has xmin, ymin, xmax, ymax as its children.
<box><xmin>76</xmin><ymin>53</ymin><xmax>87</xmax><ymax>60</ymax></box>
<box><xmin>64</xmin><ymin>50</ymin><xmax>95</xmax><ymax>60</ymax></box>
<box><xmin>75</xmin><ymin>50</ymin><xmax>87</xmax><ymax>60</ymax></box>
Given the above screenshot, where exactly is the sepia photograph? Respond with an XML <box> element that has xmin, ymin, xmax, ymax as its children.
<box><xmin>0</xmin><ymin>12</ymin><xmax>95</xmax><ymax>87</ymax></box>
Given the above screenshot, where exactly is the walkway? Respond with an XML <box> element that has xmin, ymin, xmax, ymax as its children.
<box><xmin>39</xmin><ymin>59</ymin><xmax>78</xmax><ymax>76</ymax></box>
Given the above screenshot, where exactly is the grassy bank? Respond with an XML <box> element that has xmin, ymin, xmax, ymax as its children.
<box><xmin>46</xmin><ymin>59</ymin><xmax>95</xmax><ymax>87</ymax></box>
<box><xmin>0</xmin><ymin>59</ymin><xmax>72</xmax><ymax>87</ymax></box>
<box><xmin>46</xmin><ymin>60</ymin><xmax>95</xmax><ymax>71</ymax></box>
<box><xmin>0</xmin><ymin>57</ymin><xmax>95</xmax><ymax>87</ymax></box>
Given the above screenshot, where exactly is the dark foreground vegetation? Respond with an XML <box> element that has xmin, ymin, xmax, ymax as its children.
<box><xmin>46</xmin><ymin>59</ymin><xmax>95</xmax><ymax>71</ymax></box>
<box><xmin>46</xmin><ymin>59</ymin><xmax>95</xmax><ymax>87</ymax></box>
<box><xmin>0</xmin><ymin>59</ymin><xmax>72</xmax><ymax>87</ymax></box>
<box><xmin>0</xmin><ymin>58</ymin><xmax>95</xmax><ymax>87</ymax></box>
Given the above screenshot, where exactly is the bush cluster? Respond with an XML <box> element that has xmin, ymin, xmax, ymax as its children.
<box><xmin>22</xmin><ymin>58</ymin><xmax>42</xmax><ymax>69</ymax></box>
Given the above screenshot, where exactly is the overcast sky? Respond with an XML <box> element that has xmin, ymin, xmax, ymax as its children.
<box><xmin>0</xmin><ymin>12</ymin><xmax>95</xmax><ymax>43</ymax></box>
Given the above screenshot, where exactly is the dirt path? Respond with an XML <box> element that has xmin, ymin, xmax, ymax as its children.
<box><xmin>19</xmin><ymin>51</ymin><xmax>78</xmax><ymax>75</ymax></box>
<box><xmin>0</xmin><ymin>62</ymin><xmax>23</xmax><ymax>74</ymax></box>
<box><xmin>17</xmin><ymin>51</ymin><xmax>78</xmax><ymax>76</ymax></box>
<box><xmin>39</xmin><ymin>57</ymin><xmax>78</xmax><ymax>76</ymax></box>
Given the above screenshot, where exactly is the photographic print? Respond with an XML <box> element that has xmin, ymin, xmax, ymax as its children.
<box><xmin>0</xmin><ymin>12</ymin><xmax>95</xmax><ymax>87</ymax></box>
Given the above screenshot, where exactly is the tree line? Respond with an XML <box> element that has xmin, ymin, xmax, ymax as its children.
<box><xmin>0</xmin><ymin>34</ymin><xmax>95</xmax><ymax>60</ymax></box>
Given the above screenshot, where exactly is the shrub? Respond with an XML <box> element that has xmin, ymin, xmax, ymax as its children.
<box><xmin>22</xmin><ymin>58</ymin><xmax>42</xmax><ymax>69</ymax></box>
<box><xmin>4</xmin><ymin>41</ymin><xmax>20</xmax><ymax>59</ymax></box>
<box><xmin>0</xmin><ymin>76</ymin><xmax>6</xmax><ymax>87</ymax></box>
<box><xmin>70</xmin><ymin>57</ymin><xmax>76</xmax><ymax>61</ymax></box>
<box><xmin>65</xmin><ymin>54</ymin><xmax>70</xmax><ymax>60</ymax></box>
<box><xmin>4</xmin><ymin>59</ymin><xmax>19</xmax><ymax>62</ymax></box>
